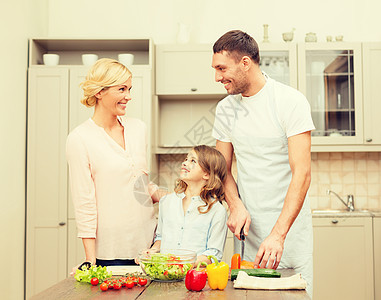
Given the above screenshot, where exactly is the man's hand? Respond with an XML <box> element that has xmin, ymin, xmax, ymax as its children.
<box><xmin>253</xmin><ymin>232</ymin><xmax>285</xmax><ymax>269</ymax></box>
<box><xmin>228</xmin><ymin>201</ymin><xmax>251</xmax><ymax>240</ymax></box>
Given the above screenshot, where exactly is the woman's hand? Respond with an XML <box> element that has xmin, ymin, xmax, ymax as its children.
<box><xmin>70</xmin><ymin>260</ymin><xmax>95</xmax><ymax>276</ymax></box>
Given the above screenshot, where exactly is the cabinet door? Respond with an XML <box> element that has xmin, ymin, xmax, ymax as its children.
<box><xmin>362</xmin><ymin>43</ymin><xmax>381</xmax><ymax>145</ymax></box>
<box><xmin>312</xmin><ymin>217</ymin><xmax>374</xmax><ymax>300</ymax></box>
<box><xmin>156</xmin><ymin>44</ymin><xmax>226</xmax><ymax>95</ymax></box>
<box><xmin>298</xmin><ymin>43</ymin><xmax>363</xmax><ymax>145</ymax></box>
<box><xmin>374</xmin><ymin>217</ymin><xmax>381</xmax><ymax>300</ymax></box>
<box><xmin>26</xmin><ymin>68</ymin><xmax>69</xmax><ymax>298</ymax></box>
<box><xmin>259</xmin><ymin>43</ymin><xmax>298</xmax><ymax>88</ymax></box>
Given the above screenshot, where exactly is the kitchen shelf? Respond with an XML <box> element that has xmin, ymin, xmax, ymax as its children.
<box><xmin>29</xmin><ymin>38</ymin><xmax>153</xmax><ymax>66</ymax></box>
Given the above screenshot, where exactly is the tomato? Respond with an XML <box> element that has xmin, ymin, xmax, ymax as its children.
<box><xmin>90</xmin><ymin>277</ymin><xmax>99</xmax><ymax>286</ymax></box>
<box><xmin>113</xmin><ymin>282</ymin><xmax>122</xmax><ymax>290</ymax></box>
<box><xmin>138</xmin><ymin>278</ymin><xmax>148</xmax><ymax>286</ymax></box>
<box><xmin>100</xmin><ymin>282</ymin><xmax>108</xmax><ymax>291</ymax></box>
<box><xmin>126</xmin><ymin>280</ymin><xmax>135</xmax><ymax>289</ymax></box>
<box><xmin>163</xmin><ymin>270</ymin><xmax>168</xmax><ymax>276</ymax></box>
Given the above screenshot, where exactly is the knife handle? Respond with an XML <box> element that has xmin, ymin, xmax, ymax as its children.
<box><xmin>240</xmin><ymin>227</ymin><xmax>246</xmax><ymax>241</ymax></box>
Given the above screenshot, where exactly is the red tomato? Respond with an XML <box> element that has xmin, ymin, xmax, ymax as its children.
<box><xmin>126</xmin><ymin>280</ymin><xmax>134</xmax><ymax>289</ymax></box>
<box><xmin>90</xmin><ymin>277</ymin><xmax>99</xmax><ymax>286</ymax></box>
<box><xmin>138</xmin><ymin>278</ymin><xmax>148</xmax><ymax>286</ymax></box>
<box><xmin>100</xmin><ymin>282</ymin><xmax>108</xmax><ymax>291</ymax></box>
<box><xmin>113</xmin><ymin>282</ymin><xmax>122</xmax><ymax>290</ymax></box>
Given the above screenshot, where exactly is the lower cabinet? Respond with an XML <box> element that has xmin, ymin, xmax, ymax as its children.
<box><xmin>374</xmin><ymin>217</ymin><xmax>381</xmax><ymax>300</ymax></box>
<box><xmin>312</xmin><ymin>217</ymin><xmax>374</xmax><ymax>300</ymax></box>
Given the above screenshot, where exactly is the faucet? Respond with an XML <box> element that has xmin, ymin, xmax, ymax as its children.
<box><xmin>326</xmin><ymin>189</ymin><xmax>355</xmax><ymax>211</ymax></box>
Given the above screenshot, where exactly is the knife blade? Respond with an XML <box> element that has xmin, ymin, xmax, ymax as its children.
<box><xmin>240</xmin><ymin>227</ymin><xmax>245</xmax><ymax>260</ymax></box>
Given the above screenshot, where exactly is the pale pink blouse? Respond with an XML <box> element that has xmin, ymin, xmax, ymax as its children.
<box><xmin>66</xmin><ymin>116</ymin><xmax>156</xmax><ymax>259</ymax></box>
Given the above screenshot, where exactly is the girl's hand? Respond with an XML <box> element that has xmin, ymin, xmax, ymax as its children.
<box><xmin>135</xmin><ymin>247</ymin><xmax>160</xmax><ymax>264</ymax></box>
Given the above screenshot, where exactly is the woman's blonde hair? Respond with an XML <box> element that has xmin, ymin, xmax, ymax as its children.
<box><xmin>80</xmin><ymin>58</ymin><xmax>132</xmax><ymax>107</ymax></box>
<box><xmin>174</xmin><ymin>145</ymin><xmax>227</xmax><ymax>214</ymax></box>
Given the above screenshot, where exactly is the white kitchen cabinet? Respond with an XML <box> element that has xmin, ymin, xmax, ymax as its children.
<box><xmin>26</xmin><ymin>38</ymin><xmax>154</xmax><ymax>298</ymax></box>
<box><xmin>156</xmin><ymin>44</ymin><xmax>226</xmax><ymax>95</ymax></box>
<box><xmin>298</xmin><ymin>43</ymin><xmax>363</xmax><ymax>145</ymax></box>
<box><xmin>312</xmin><ymin>216</ymin><xmax>374</xmax><ymax>300</ymax></box>
<box><xmin>362</xmin><ymin>43</ymin><xmax>381</xmax><ymax>146</ymax></box>
<box><xmin>26</xmin><ymin>68</ymin><xmax>69</xmax><ymax>298</ymax></box>
<box><xmin>374</xmin><ymin>217</ymin><xmax>381</xmax><ymax>300</ymax></box>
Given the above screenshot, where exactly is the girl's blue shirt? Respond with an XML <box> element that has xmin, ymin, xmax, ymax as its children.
<box><xmin>154</xmin><ymin>192</ymin><xmax>228</xmax><ymax>261</ymax></box>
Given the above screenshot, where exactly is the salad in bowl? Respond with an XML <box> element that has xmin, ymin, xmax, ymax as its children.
<box><xmin>138</xmin><ymin>249</ymin><xmax>196</xmax><ymax>282</ymax></box>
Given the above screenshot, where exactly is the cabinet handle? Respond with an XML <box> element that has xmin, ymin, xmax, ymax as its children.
<box><xmin>366</xmin><ymin>138</ymin><xmax>373</xmax><ymax>143</ymax></box>
<box><xmin>190</xmin><ymin>88</ymin><xmax>197</xmax><ymax>92</ymax></box>
<box><xmin>331</xmin><ymin>219</ymin><xmax>338</xmax><ymax>224</ymax></box>
<box><xmin>59</xmin><ymin>222</ymin><xmax>66</xmax><ymax>226</ymax></box>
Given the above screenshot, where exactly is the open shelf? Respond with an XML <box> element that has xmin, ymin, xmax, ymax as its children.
<box><xmin>29</xmin><ymin>38</ymin><xmax>153</xmax><ymax>66</ymax></box>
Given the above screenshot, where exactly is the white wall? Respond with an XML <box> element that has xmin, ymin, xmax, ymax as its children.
<box><xmin>47</xmin><ymin>0</ymin><xmax>381</xmax><ymax>44</ymax></box>
<box><xmin>0</xmin><ymin>1</ymin><xmax>47</xmax><ymax>299</ymax></box>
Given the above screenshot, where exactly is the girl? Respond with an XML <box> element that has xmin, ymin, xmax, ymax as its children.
<box><xmin>150</xmin><ymin>145</ymin><xmax>228</xmax><ymax>264</ymax></box>
<box><xmin>66</xmin><ymin>58</ymin><xmax>163</xmax><ymax>271</ymax></box>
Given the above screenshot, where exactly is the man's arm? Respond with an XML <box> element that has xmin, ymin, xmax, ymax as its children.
<box><xmin>253</xmin><ymin>131</ymin><xmax>312</xmax><ymax>269</ymax></box>
<box><xmin>216</xmin><ymin>140</ymin><xmax>251</xmax><ymax>239</ymax></box>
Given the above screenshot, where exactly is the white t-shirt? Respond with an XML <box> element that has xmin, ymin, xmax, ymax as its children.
<box><xmin>212</xmin><ymin>77</ymin><xmax>315</xmax><ymax>142</ymax></box>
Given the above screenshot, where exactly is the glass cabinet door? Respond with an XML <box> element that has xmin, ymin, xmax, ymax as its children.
<box><xmin>298</xmin><ymin>43</ymin><xmax>363</xmax><ymax>144</ymax></box>
<box><xmin>259</xmin><ymin>43</ymin><xmax>298</xmax><ymax>89</ymax></box>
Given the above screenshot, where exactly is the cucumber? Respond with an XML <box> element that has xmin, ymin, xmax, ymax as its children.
<box><xmin>230</xmin><ymin>268</ymin><xmax>281</xmax><ymax>280</ymax></box>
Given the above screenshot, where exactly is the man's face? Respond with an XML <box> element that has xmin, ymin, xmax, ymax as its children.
<box><xmin>212</xmin><ymin>51</ymin><xmax>250</xmax><ymax>95</ymax></box>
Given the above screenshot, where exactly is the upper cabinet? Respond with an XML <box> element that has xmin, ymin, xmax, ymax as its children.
<box><xmin>156</xmin><ymin>44</ymin><xmax>225</xmax><ymax>95</ymax></box>
<box><xmin>362</xmin><ymin>43</ymin><xmax>381</xmax><ymax>145</ymax></box>
<box><xmin>298</xmin><ymin>43</ymin><xmax>363</xmax><ymax>145</ymax></box>
<box><xmin>259</xmin><ymin>43</ymin><xmax>298</xmax><ymax>89</ymax></box>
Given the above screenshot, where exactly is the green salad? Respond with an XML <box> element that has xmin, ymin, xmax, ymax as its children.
<box><xmin>74</xmin><ymin>265</ymin><xmax>112</xmax><ymax>283</ymax></box>
<box><xmin>141</xmin><ymin>253</ymin><xmax>193</xmax><ymax>281</ymax></box>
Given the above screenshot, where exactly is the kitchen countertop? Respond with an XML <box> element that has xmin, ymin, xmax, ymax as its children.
<box><xmin>30</xmin><ymin>269</ymin><xmax>310</xmax><ymax>300</ymax></box>
<box><xmin>312</xmin><ymin>209</ymin><xmax>381</xmax><ymax>218</ymax></box>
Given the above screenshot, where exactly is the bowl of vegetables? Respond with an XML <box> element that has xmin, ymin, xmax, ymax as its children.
<box><xmin>138</xmin><ymin>249</ymin><xmax>196</xmax><ymax>282</ymax></box>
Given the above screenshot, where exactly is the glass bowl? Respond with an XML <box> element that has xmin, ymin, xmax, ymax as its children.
<box><xmin>138</xmin><ymin>249</ymin><xmax>196</xmax><ymax>282</ymax></box>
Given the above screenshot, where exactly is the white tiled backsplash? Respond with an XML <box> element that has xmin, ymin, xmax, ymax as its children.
<box><xmin>157</xmin><ymin>152</ymin><xmax>381</xmax><ymax>211</ymax></box>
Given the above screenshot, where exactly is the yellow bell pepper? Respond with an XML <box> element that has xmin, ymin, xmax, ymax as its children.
<box><xmin>206</xmin><ymin>255</ymin><xmax>229</xmax><ymax>290</ymax></box>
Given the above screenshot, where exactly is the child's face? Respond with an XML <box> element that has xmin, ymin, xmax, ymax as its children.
<box><xmin>180</xmin><ymin>150</ymin><xmax>209</xmax><ymax>183</ymax></box>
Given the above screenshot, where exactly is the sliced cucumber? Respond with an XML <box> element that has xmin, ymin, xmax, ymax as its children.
<box><xmin>230</xmin><ymin>268</ymin><xmax>281</xmax><ymax>280</ymax></box>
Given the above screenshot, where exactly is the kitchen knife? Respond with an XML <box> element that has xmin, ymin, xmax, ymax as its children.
<box><xmin>240</xmin><ymin>227</ymin><xmax>245</xmax><ymax>260</ymax></box>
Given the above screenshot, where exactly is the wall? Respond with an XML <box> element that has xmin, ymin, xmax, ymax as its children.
<box><xmin>158</xmin><ymin>152</ymin><xmax>381</xmax><ymax>211</ymax></box>
<box><xmin>0</xmin><ymin>1</ymin><xmax>47</xmax><ymax>299</ymax></box>
<box><xmin>47</xmin><ymin>0</ymin><xmax>381</xmax><ymax>44</ymax></box>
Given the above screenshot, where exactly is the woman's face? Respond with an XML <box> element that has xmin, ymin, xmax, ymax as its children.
<box><xmin>96</xmin><ymin>77</ymin><xmax>132</xmax><ymax>116</ymax></box>
<box><xmin>180</xmin><ymin>150</ymin><xmax>209</xmax><ymax>183</ymax></box>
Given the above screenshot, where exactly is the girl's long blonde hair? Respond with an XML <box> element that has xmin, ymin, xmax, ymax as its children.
<box><xmin>174</xmin><ymin>145</ymin><xmax>227</xmax><ymax>214</ymax></box>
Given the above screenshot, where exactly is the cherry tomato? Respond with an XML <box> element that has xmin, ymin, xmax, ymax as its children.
<box><xmin>90</xmin><ymin>277</ymin><xmax>99</xmax><ymax>286</ymax></box>
<box><xmin>113</xmin><ymin>282</ymin><xmax>122</xmax><ymax>290</ymax></box>
<box><xmin>126</xmin><ymin>280</ymin><xmax>135</xmax><ymax>289</ymax></box>
<box><xmin>100</xmin><ymin>282</ymin><xmax>108</xmax><ymax>291</ymax></box>
<box><xmin>138</xmin><ymin>278</ymin><xmax>148</xmax><ymax>286</ymax></box>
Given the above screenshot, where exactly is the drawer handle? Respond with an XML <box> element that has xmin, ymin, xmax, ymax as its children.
<box><xmin>366</xmin><ymin>138</ymin><xmax>373</xmax><ymax>142</ymax></box>
<box><xmin>190</xmin><ymin>88</ymin><xmax>197</xmax><ymax>92</ymax></box>
<box><xmin>59</xmin><ymin>222</ymin><xmax>66</xmax><ymax>226</ymax></box>
<box><xmin>331</xmin><ymin>219</ymin><xmax>338</xmax><ymax>224</ymax></box>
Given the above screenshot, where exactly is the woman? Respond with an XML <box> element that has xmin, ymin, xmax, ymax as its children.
<box><xmin>66</xmin><ymin>58</ymin><xmax>161</xmax><ymax>270</ymax></box>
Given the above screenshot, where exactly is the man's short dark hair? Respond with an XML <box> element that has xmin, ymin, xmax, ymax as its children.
<box><xmin>213</xmin><ymin>30</ymin><xmax>260</xmax><ymax>64</ymax></box>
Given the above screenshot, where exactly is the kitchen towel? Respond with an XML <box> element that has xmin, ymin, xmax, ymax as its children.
<box><xmin>233</xmin><ymin>271</ymin><xmax>307</xmax><ymax>290</ymax></box>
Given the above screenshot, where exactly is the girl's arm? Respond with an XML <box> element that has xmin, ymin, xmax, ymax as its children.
<box><xmin>195</xmin><ymin>255</ymin><xmax>211</xmax><ymax>265</ymax></box>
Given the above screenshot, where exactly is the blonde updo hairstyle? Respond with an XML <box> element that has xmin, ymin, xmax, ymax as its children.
<box><xmin>80</xmin><ymin>58</ymin><xmax>132</xmax><ymax>107</ymax></box>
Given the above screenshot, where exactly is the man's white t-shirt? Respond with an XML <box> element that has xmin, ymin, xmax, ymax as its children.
<box><xmin>212</xmin><ymin>77</ymin><xmax>315</xmax><ymax>142</ymax></box>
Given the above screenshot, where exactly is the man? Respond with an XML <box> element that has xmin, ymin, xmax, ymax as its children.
<box><xmin>211</xmin><ymin>30</ymin><xmax>315</xmax><ymax>296</ymax></box>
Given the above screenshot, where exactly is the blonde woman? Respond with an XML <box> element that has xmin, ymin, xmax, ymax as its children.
<box><xmin>66</xmin><ymin>58</ymin><xmax>162</xmax><ymax>271</ymax></box>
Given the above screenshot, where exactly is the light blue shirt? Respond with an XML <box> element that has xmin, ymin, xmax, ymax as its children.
<box><xmin>155</xmin><ymin>192</ymin><xmax>228</xmax><ymax>261</ymax></box>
